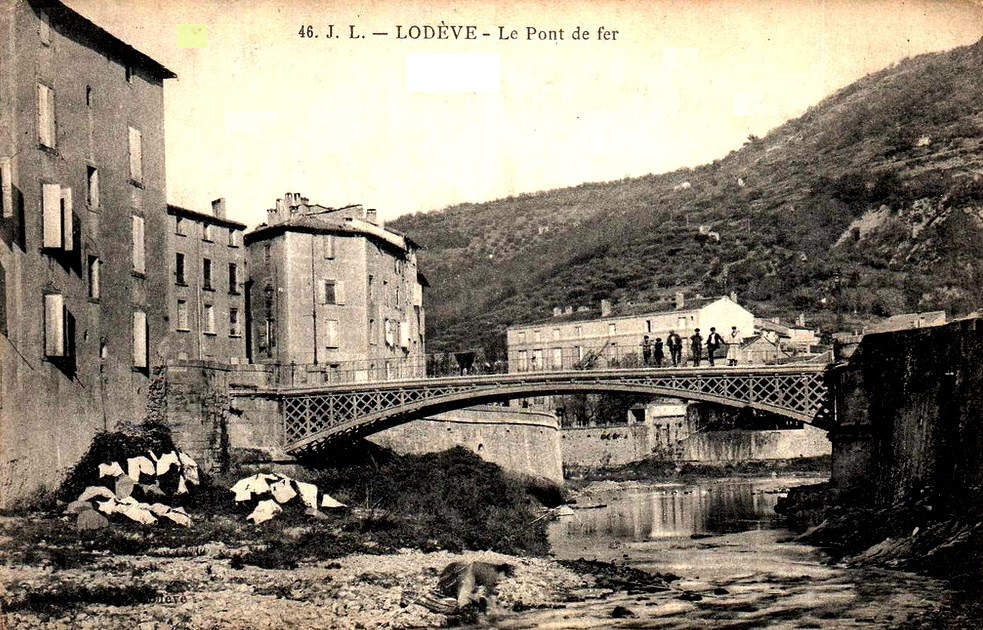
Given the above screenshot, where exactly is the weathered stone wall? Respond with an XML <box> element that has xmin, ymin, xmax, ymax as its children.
<box><xmin>368</xmin><ymin>406</ymin><xmax>563</xmax><ymax>482</ymax></box>
<box><xmin>563</xmin><ymin>422</ymin><xmax>830</xmax><ymax>468</ymax></box>
<box><xmin>829</xmin><ymin>318</ymin><xmax>983</xmax><ymax>507</ymax></box>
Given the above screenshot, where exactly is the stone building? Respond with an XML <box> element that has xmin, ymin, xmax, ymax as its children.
<box><xmin>164</xmin><ymin>199</ymin><xmax>248</xmax><ymax>364</ymax></box>
<box><xmin>245</xmin><ymin>193</ymin><xmax>426</xmax><ymax>383</ymax></box>
<box><xmin>0</xmin><ymin>0</ymin><xmax>174</xmax><ymax>506</ymax></box>
<box><xmin>506</xmin><ymin>294</ymin><xmax>754</xmax><ymax>371</ymax></box>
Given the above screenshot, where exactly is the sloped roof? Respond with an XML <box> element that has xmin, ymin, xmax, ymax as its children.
<box><xmin>167</xmin><ymin>204</ymin><xmax>247</xmax><ymax>230</ymax></box>
<box><xmin>245</xmin><ymin>214</ymin><xmax>418</xmax><ymax>253</ymax></box>
<box><xmin>38</xmin><ymin>0</ymin><xmax>176</xmax><ymax>80</ymax></box>
<box><xmin>867</xmin><ymin>311</ymin><xmax>947</xmax><ymax>334</ymax></box>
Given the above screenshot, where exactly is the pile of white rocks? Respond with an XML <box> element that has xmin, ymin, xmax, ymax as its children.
<box><xmin>230</xmin><ymin>472</ymin><xmax>347</xmax><ymax>524</ymax></box>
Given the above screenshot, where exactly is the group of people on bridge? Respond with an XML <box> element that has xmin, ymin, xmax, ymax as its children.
<box><xmin>642</xmin><ymin>326</ymin><xmax>743</xmax><ymax>368</ymax></box>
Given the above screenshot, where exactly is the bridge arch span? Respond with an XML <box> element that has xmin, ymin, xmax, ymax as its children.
<box><xmin>269</xmin><ymin>366</ymin><xmax>831</xmax><ymax>454</ymax></box>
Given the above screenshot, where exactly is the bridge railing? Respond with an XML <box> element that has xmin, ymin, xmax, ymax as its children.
<box><xmin>228</xmin><ymin>342</ymin><xmax>820</xmax><ymax>389</ymax></box>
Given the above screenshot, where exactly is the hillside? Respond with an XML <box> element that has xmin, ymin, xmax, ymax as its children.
<box><xmin>391</xmin><ymin>38</ymin><xmax>983</xmax><ymax>356</ymax></box>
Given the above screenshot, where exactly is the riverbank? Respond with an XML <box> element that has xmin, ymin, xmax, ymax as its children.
<box><xmin>565</xmin><ymin>454</ymin><xmax>831</xmax><ymax>487</ymax></box>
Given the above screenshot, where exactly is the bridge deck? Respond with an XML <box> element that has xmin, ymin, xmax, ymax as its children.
<box><xmin>228</xmin><ymin>363</ymin><xmax>833</xmax><ymax>454</ymax></box>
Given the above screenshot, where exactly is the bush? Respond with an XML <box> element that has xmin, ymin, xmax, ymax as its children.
<box><xmin>312</xmin><ymin>445</ymin><xmax>553</xmax><ymax>555</ymax></box>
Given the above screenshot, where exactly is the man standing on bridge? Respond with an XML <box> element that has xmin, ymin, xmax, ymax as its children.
<box><xmin>706</xmin><ymin>327</ymin><xmax>725</xmax><ymax>367</ymax></box>
<box><xmin>690</xmin><ymin>328</ymin><xmax>704</xmax><ymax>367</ymax></box>
<box><xmin>653</xmin><ymin>337</ymin><xmax>665</xmax><ymax>367</ymax></box>
<box><xmin>641</xmin><ymin>336</ymin><xmax>653</xmax><ymax>366</ymax></box>
<box><xmin>667</xmin><ymin>331</ymin><xmax>682</xmax><ymax>366</ymax></box>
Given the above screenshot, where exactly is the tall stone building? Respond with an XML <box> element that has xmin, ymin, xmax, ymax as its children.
<box><xmin>0</xmin><ymin>0</ymin><xmax>174</xmax><ymax>506</ymax></box>
<box><xmin>165</xmin><ymin>200</ymin><xmax>248</xmax><ymax>364</ymax></box>
<box><xmin>245</xmin><ymin>193</ymin><xmax>426</xmax><ymax>382</ymax></box>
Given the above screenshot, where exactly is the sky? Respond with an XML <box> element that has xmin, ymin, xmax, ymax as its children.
<box><xmin>67</xmin><ymin>0</ymin><xmax>983</xmax><ymax>228</ymax></box>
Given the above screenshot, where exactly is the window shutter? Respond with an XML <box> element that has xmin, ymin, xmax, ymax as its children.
<box><xmin>325</xmin><ymin>319</ymin><xmax>339</xmax><ymax>348</ymax></box>
<box><xmin>61</xmin><ymin>186</ymin><xmax>73</xmax><ymax>251</ymax></box>
<box><xmin>132</xmin><ymin>310</ymin><xmax>148</xmax><ymax>368</ymax></box>
<box><xmin>131</xmin><ymin>215</ymin><xmax>145</xmax><ymax>273</ymax></box>
<box><xmin>399</xmin><ymin>321</ymin><xmax>409</xmax><ymax>349</ymax></box>
<box><xmin>38</xmin><ymin>84</ymin><xmax>56</xmax><ymax>148</ymax></box>
<box><xmin>335</xmin><ymin>280</ymin><xmax>345</xmax><ymax>305</ymax></box>
<box><xmin>42</xmin><ymin>183</ymin><xmax>62</xmax><ymax>248</ymax></box>
<box><xmin>128</xmin><ymin>127</ymin><xmax>143</xmax><ymax>183</ymax></box>
<box><xmin>44</xmin><ymin>293</ymin><xmax>65</xmax><ymax>357</ymax></box>
<box><xmin>324</xmin><ymin>234</ymin><xmax>334</xmax><ymax>259</ymax></box>
<box><xmin>0</xmin><ymin>158</ymin><xmax>12</xmax><ymax>218</ymax></box>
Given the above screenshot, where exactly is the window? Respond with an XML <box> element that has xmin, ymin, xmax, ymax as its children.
<box><xmin>202</xmin><ymin>223</ymin><xmax>213</xmax><ymax>242</ymax></box>
<box><xmin>534</xmin><ymin>330</ymin><xmax>542</xmax><ymax>343</ymax></box>
<box><xmin>228</xmin><ymin>263</ymin><xmax>239</xmax><ymax>294</ymax></box>
<box><xmin>395</xmin><ymin>258</ymin><xmax>402</xmax><ymax>274</ymax></box>
<box><xmin>575</xmin><ymin>326</ymin><xmax>583</xmax><ymax>339</ymax></box>
<box><xmin>125</xmin><ymin>65</ymin><xmax>134</xmax><ymax>83</ymax></box>
<box><xmin>646</xmin><ymin>320</ymin><xmax>653</xmax><ymax>333</ymax></box>
<box><xmin>176</xmin><ymin>300</ymin><xmax>189</xmax><ymax>331</ymax></box>
<box><xmin>175</xmin><ymin>253</ymin><xmax>186</xmax><ymax>285</ymax></box>
<box><xmin>202</xmin><ymin>258</ymin><xmax>212</xmax><ymax>290</ymax></box>
<box><xmin>127</xmin><ymin>126</ymin><xmax>142</xmax><ymax>184</ymax></box>
<box><xmin>369</xmin><ymin>318</ymin><xmax>376</xmax><ymax>345</ymax></box>
<box><xmin>86</xmin><ymin>86</ymin><xmax>93</xmax><ymax>107</ymax></box>
<box><xmin>265</xmin><ymin>318</ymin><xmax>276</xmax><ymax>350</ymax></box>
<box><xmin>518</xmin><ymin>350</ymin><xmax>528</xmax><ymax>371</ymax></box>
<box><xmin>37</xmin><ymin>84</ymin><xmax>56</xmax><ymax>148</ymax></box>
<box><xmin>323</xmin><ymin>234</ymin><xmax>334</xmax><ymax>259</ymax></box>
<box><xmin>608</xmin><ymin>323</ymin><xmax>617</xmax><ymax>336</ymax></box>
<box><xmin>39</xmin><ymin>10</ymin><xmax>50</xmax><ymax>46</ymax></box>
<box><xmin>87</xmin><ymin>256</ymin><xmax>100</xmax><ymax>300</ymax></box>
<box><xmin>175</xmin><ymin>216</ymin><xmax>186</xmax><ymax>236</ymax></box>
<box><xmin>395</xmin><ymin>286</ymin><xmax>400</xmax><ymax>306</ymax></box>
<box><xmin>1</xmin><ymin>157</ymin><xmax>12</xmax><ymax>218</ymax></box>
<box><xmin>131</xmin><ymin>215</ymin><xmax>145</xmax><ymax>274</ymax></box>
<box><xmin>229</xmin><ymin>308</ymin><xmax>241</xmax><ymax>337</ymax></box>
<box><xmin>263</xmin><ymin>243</ymin><xmax>271</xmax><ymax>262</ymax></box>
<box><xmin>203</xmin><ymin>304</ymin><xmax>215</xmax><ymax>334</ymax></box>
<box><xmin>552</xmin><ymin>328</ymin><xmax>560</xmax><ymax>341</ymax></box>
<box><xmin>87</xmin><ymin>166</ymin><xmax>99</xmax><ymax>208</ymax></box>
<box><xmin>323</xmin><ymin>280</ymin><xmax>336</xmax><ymax>305</ymax></box>
<box><xmin>552</xmin><ymin>347</ymin><xmax>563</xmax><ymax>369</ymax></box>
<box><xmin>324</xmin><ymin>319</ymin><xmax>339</xmax><ymax>348</ymax></box>
<box><xmin>677</xmin><ymin>316</ymin><xmax>686</xmax><ymax>329</ymax></box>
<box><xmin>227</xmin><ymin>228</ymin><xmax>238</xmax><ymax>247</ymax></box>
<box><xmin>44</xmin><ymin>293</ymin><xmax>65</xmax><ymax>357</ymax></box>
<box><xmin>132</xmin><ymin>310</ymin><xmax>148</xmax><ymax>369</ymax></box>
<box><xmin>42</xmin><ymin>183</ymin><xmax>73</xmax><ymax>251</ymax></box>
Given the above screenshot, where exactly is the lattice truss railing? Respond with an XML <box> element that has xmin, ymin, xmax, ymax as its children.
<box><xmin>281</xmin><ymin>369</ymin><xmax>830</xmax><ymax>452</ymax></box>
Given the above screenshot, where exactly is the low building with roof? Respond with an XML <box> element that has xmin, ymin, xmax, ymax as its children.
<box><xmin>506</xmin><ymin>294</ymin><xmax>754</xmax><ymax>371</ymax></box>
<box><xmin>867</xmin><ymin>310</ymin><xmax>947</xmax><ymax>334</ymax></box>
<box><xmin>244</xmin><ymin>193</ymin><xmax>426</xmax><ymax>382</ymax></box>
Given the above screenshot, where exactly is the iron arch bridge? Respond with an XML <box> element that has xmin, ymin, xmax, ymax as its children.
<box><xmin>232</xmin><ymin>364</ymin><xmax>833</xmax><ymax>455</ymax></box>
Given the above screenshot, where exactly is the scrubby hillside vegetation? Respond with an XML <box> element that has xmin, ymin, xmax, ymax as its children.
<box><xmin>392</xmin><ymin>38</ymin><xmax>983</xmax><ymax>355</ymax></box>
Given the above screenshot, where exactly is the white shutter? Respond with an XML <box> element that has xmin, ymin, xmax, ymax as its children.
<box><xmin>384</xmin><ymin>319</ymin><xmax>393</xmax><ymax>346</ymax></box>
<box><xmin>38</xmin><ymin>84</ymin><xmax>55</xmax><ymax>148</ymax></box>
<box><xmin>325</xmin><ymin>319</ymin><xmax>339</xmax><ymax>348</ymax></box>
<box><xmin>399</xmin><ymin>321</ymin><xmax>409</xmax><ymax>349</ymax></box>
<box><xmin>324</xmin><ymin>234</ymin><xmax>334</xmax><ymax>259</ymax></box>
<box><xmin>412</xmin><ymin>283</ymin><xmax>423</xmax><ymax>306</ymax></box>
<box><xmin>44</xmin><ymin>293</ymin><xmax>65</xmax><ymax>357</ymax></box>
<box><xmin>131</xmin><ymin>215</ymin><xmax>145</xmax><ymax>273</ymax></box>
<box><xmin>61</xmin><ymin>186</ymin><xmax>73</xmax><ymax>251</ymax></box>
<box><xmin>0</xmin><ymin>157</ymin><xmax>12</xmax><ymax>218</ymax></box>
<box><xmin>133</xmin><ymin>310</ymin><xmax>148</xmax><ymax>368</ymax></box>
<box><xmin>128</xmin><ymin>127</ymin><xmax>143</xmax><ymax>183</ymax></box>
<box><xmin>335</xmin><ymin>280</ymin><xmax>345</xmax><ymax>305</ymax></box>
<box><xmin>42</xmin><ymin>183</ymin><xmax>62</xmax><ymax>248</ymax></box>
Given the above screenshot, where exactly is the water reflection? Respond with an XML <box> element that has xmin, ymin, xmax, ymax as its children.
<box><xmin>557</xmin><ymin>481</ymin><xmax>783</xmax><ymax>543</ymax></box>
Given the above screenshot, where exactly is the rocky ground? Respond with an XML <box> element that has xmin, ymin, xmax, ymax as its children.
<box><xmin>0</xmin><ymin>517</ymin><xmax>579</xmax><ymax>629</ymax></box>
<box><xmin>0</xmin><ymin>513</ymin><xmax>677</xmax><ymax>630</ymax></box>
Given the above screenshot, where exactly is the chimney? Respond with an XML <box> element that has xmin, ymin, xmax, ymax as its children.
<box><xmin>553</xmin><ymin>307</ymin><xmax>562</xmax><ymax>317</ymax></box>
<box><xmin>275</xmin><ymin>197</ymin><xmax>284</xmax><ymax>213</ymax></box>
<box><xmin>729</xmin><ymin>291</ymin><xmax>738</xmax><ymax>304</ymax></box>
<box><xmin>564</xmin><ymin>306</ymin><xmax>573</xmax><ymax>315</ymax></box>
<box><xmin>300</xmin><ymin>196</ymin><xmax>309</xmax><ymax>205</ymax></box>
<box><xmin>366</xmin><ymin>209</ymin><xmax>378</xmax><ymax>224</ymax></box>
<box><xmin>675</xmin><ymin>292</ymin><xmax>685</xmax><ymax>310</ymax></box>
<box><xmin>600</xmin><ymin>299</ymin><xmax>612</xmax><ymax>317</ymax></box>
<box><xmin>211</xmin><ymin>198</ymin><xmax>227</xmax><ymax>219</ymax></box>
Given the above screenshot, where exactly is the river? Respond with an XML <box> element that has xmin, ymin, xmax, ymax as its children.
<box><xmin>497</xmin><ymin>476</ymin><xmax>951</xmax><ymax>629</ymax></box>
